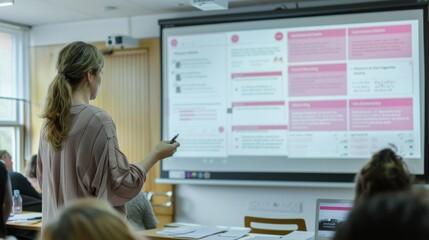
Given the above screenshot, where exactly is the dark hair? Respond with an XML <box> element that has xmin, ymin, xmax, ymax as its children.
<box><xmin>0</xmin><ymin>162</ymin><xmax>8</xmax><ymax>238</ymax></box>
<box><xmin>25</xmin><ymin>154</ymin><xmax>38</xmax><ymax>178</ymax></box>
<box><xmin>0</xmin><ymin>150</ymin><xmax>8</xmax><ymax>159</ymax></box>
<box><xmin>354</xmin><ymin>148</ymin><xmax>414</xmax><ymax>205</ymax></box>
<box><xmin>334</xmin><ymin>189</ymin><xmax>429</xmax><ymax>240</ymax></box>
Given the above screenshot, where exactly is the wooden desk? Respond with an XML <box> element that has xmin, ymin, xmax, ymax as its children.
<box><xmin>139</xmin><ymin>227</ymin><xmax>269</xmax><ymax>240</ymax></box>
<box><xmin>139</xmin><ymin>229</ymin><xmax>182</xmax><ymax>240</ymax></box>
<box><xmin>139</xmin><ymin>226</ymin><xmax>314</xmax><ymax>240</ymax></box>
<box><xmin>6</xmin><ymin>221</ymin><xmax>41</xmax><ymax>231</ymax></box>
<box><xmin>6</xmin><ymin>212</ymin><xmax>42</xmax><ymax>231</ymax></box>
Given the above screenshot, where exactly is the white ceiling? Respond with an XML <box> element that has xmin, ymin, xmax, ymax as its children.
<box><xmin>0</xmin><ymin>0</ymin><xmax>389</xmax><ymax>27</ymax></box>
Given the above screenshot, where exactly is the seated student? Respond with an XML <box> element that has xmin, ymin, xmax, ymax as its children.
<box><xmin>24</xmin><ymin>155</ymin><xmax>41</xmax><ymax>194</ymax></box>
<box><xmin>39</xmin><ymin>198</ymin><xmax>140</xmax><ymax>240</ymax></box>
<box><xmin>334</xmin><ymin>188</ymin><xmax>429</xmax><ymax>240</ymax></box>
<box><xmin>0</xmin><ymin>159</ymin><xmax>14</xmax><ymax>240</ymax></box>
<box><xmin>126</xmin><ymin>191</ymin><xmax>158</xmax><ymax>230</ymax></box>
<box><xmin>0</xmin><ymin>150</ymin><xmax>42</xmax><ymax>212</ymax></box>
<box><xmin>353</xmin><ymin>147</ymin><xmax>414</xmax><ymax>206</ymax></box>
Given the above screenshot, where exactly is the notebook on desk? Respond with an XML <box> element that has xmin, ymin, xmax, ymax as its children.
<box><xmin>314</xmin><ymin>199</ymin><xmax>353</xmax><ymax>240</ymax></box>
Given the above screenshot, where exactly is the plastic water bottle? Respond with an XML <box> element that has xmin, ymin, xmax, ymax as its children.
<box><xmin>12</xmin><ymin>189</ymin><xmax>22</xmax><ymax>215</ymax></box>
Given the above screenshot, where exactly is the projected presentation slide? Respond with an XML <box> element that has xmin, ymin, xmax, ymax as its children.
<box><xmin>166</xmin><ymin>20</ymin><xmax>421</xmax><ymax>161</ymax></box>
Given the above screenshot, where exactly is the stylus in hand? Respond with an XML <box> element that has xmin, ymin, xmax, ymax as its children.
<box><xmin>170</xmin><ymin>134</ymin><xmax>179</xmax><ymax>144</ymax></box>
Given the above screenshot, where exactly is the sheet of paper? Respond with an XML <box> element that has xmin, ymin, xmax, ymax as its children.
<box><xmin>202</xmin><ymin>228</ymin><xmax>251</xmax><ymax>240</ymax></box>
<box><xmin>8</xmin><ymin>212</ymin><xmax>42</xmax><ymax>223</ymax></box>
<box><xmin>221</xmin><ymin>229</ymin><xmax>251</xmax><ymax>237</ymax></box>
<box><xmin>164</xmin><ymin>222</ymin><xmax>201</xmax><ymax>228</ymax></box>
<box><xmin>202</xmin><ymin>235</ymin><xmax>242</xmax><ymax>240</ymax></box>
<box><xmin>248</xmin><ymin>236</ymin><xmax>282</xmax><ymax>240</ymax></box>
<box><xmin>282</xmin><ymin>231</ymin><xmax>314</xmax><ymax>240</ymax></box>
<box><xmin>8</xmin><ymin>212</ymin><xmax>42</xmax><ymax>221</ymax></box>
<box><xmin>156</xmin><ymin>226</ymin><xmax>199</xmax><ymax>235</ymax></box>
<box><xmin>174</xmin><ymin>226</ymin><xmax>225</xmax><ymax>239</ymax></box>
<box><xmin>216</xmin><ymin>226</ymin><xmax>251</xmax><ymax>235</ymax></box>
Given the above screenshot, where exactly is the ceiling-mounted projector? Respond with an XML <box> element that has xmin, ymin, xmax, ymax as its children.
<box><xmin>106</xmin><ymin>35</ymin><xmax>138</xmax><ymax>48</ymax></box>
<box><xmin>189</xmin><ymin>0</ymin><xmax>228</xmax><ymax>11</ymax></box>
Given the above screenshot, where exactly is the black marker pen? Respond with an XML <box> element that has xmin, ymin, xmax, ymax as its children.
<box><xmin>170</xmin><ymin>134</ymin><xmax>179</xmax><ymax>144</ymax></box>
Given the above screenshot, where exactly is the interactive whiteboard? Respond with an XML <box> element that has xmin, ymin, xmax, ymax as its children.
<box><xmin>160</xmin><ymin>1</ymin><xmax>429</xmax><ymax>184</ymax></box>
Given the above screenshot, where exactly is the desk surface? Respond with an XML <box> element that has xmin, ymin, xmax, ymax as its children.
<box><xmin>139</xmin><ymin>227</ymin><xmax>314</xmax><ymax>240</ymax></box>
<box><xmin>139</xmin><ymin>228</ymin><xmax>258</xmax><ymax>240</ymax></box>
<box><xmin>139</xmin><ymin>229</ymin><xmax>178</xmax><ymax>240</ymax></box>
<box><xmin>6</xmin><ymin>212</ymin><xmax>42</xmax><ymax>231</ymax></box>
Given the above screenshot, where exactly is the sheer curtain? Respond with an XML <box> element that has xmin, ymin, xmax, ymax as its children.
<box><xmin>0</xmin><ymin>23</ymin><xmax>30</xmax><ymax>171</ymax></box>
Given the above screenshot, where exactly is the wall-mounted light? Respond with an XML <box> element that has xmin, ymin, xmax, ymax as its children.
<box><xmin>0</xmin><ymin>0</ymin><xmax>14</xmax><ymax>7</ymax></box>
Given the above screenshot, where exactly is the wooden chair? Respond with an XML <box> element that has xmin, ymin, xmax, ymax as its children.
<box><xmin>244</xmin><ymin>216</ymin><xmax>307</xmax><ymax>235</ymax></box>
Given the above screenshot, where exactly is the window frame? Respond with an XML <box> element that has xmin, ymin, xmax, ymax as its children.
<box><xmin>0</xmin><ymin>22</ymin><xmax>31</xmax><ymax>172</ymax></box>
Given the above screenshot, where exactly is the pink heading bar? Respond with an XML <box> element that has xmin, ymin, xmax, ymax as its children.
<box><xmin>232</xmin><ymin>101</ymin><xmax>285</xmax><ymax>107</ymax></box>
<box><xmin>288</xmin><ymin>29</ymin><xmax>346</xmax><ymax>39</ymax></box>
<box><xmin>290</xmin><ymin>100</ymin><xmax>346</xmax><ymax>109</ymax></box>
<box><xmin>349</xmin><ymin>24</ymin><xmax>411</xmax><ymax>36</ymax></box>
<box><xmin>289</xmin><ymin>63</ymin><xmax>346</xmax><ymax>73</ymax></box>
<box><xmin>350</xmin><ymin>98</ymin><xmax>413</xmax><ymax>108</ymax></box>
<box><xmin>232</xmin><ymin>125</ymin><xmax>288</xmax><ymax>131</ymax></box>
<box><xmin>320</xmin><ymin>206</ymin><xmax>353</xmax><ymax>211</ymax></box>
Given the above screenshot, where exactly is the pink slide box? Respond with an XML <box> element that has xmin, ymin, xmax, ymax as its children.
<box><xmin>288</xmin><ymin>29</ymin><xmax>346</xmax><ymax>62</ymax></box>
<box><xmin>288</xmin><ymin>63</ymin><xmax>347</xmax><ymax>97</ymax></box>
<box><xmin>289</xmin><ymin>100</ymin><xmax>347</xmax><ymax>131</ymax></box>
<box><xmin>349</xmin><ymin>98</ymin><xmax>413</xmax><ymax>131</ymax></box>
<box><xmin>348</xmin><ymin>24</ymin><xmax>412</xmax><ymax>60</ymax></box>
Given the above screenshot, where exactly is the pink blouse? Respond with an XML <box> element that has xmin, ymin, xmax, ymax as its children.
<box><xmin>37</xmin><ymin>104</ymin><xmax>146</xmax><ymax>225</ymax></box>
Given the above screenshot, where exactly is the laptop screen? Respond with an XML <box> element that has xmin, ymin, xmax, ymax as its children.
<box><xmin>315</xmin><ymin>199</ymin><xmax>353</xmax><ymax>240</ymax></box>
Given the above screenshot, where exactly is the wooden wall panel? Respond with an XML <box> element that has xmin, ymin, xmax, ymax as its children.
<box><xmin>30</xmin><ymin>45</ymin><xmax>63</xmax><ymax>154</ymax></box>
<box><xmin>92</xmin><ymin>49</ymin><xmax>152</xmax><ymax>165</ymax></box>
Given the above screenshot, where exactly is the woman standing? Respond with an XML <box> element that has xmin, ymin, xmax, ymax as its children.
<box><xmin>37</xmin><ymin>41</ymin><xmax>179</xmax><ymax>225</ymax></box>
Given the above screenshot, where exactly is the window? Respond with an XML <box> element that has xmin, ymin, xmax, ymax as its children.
<box><xmin>0</xmin><ymin>23</ymin><xmax>30</xmax><ymax>171</ymax></box>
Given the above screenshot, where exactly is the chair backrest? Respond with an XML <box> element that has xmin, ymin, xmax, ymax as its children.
<box><xmin>244</xmin><ymin>216</ymin><xmax>307</xmax><ymax>235</ymax></box>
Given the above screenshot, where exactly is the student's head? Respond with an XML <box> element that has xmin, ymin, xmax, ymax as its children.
<box><xmin>0</xmin><ymin>150</ymin><xmax>13</xmax><ymax>171</ymax></box>
<box><xmin>39</xmin><ymin>198</ymin><xmax>138</xmax><ymax>240</ymax></box>
<box><xmin>25</xmin><ymin>154</ymin><xmax>37</xmax><ymax>178</ymax></box>
<box><xmin>41</xmin><ymin>41</ymin><xmax>104</xmax><ymax>151</ymax></box>
<box><xmin>334</xmin><ymin>188</ymin><xmax>429</xmax><ymax>240</ymax></box>
<box><xmin>354</xmin><ymin>147</ymin><xmax>413</xmax><ymax>205</ymax></box>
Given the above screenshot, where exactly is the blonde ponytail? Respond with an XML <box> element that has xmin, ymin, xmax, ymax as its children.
<box><xmin>41</xmin><ymin>73</ymin><xmax>72</xmax><ymax>151</ymax></box>
<box><xmin>41</xmin><ymin>41</ymin><xmax>104</xmax><ymax>151</ymax></box>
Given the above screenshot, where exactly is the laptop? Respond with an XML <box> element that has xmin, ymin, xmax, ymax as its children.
<box><xmin>314</xmin><ymin>198</ymin><xmax>354</xmax><ymax>240</ymax></box>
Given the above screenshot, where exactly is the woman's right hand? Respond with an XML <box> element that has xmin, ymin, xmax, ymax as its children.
<box><xmin>152</xmin><ymin>140</ymin><xmax>180</xmax><ymax>161</ymax></box>
<box><xmin>139</xmin><ymin>140</ymin><xmax>180</xmax><ymax>172</ymax></box>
